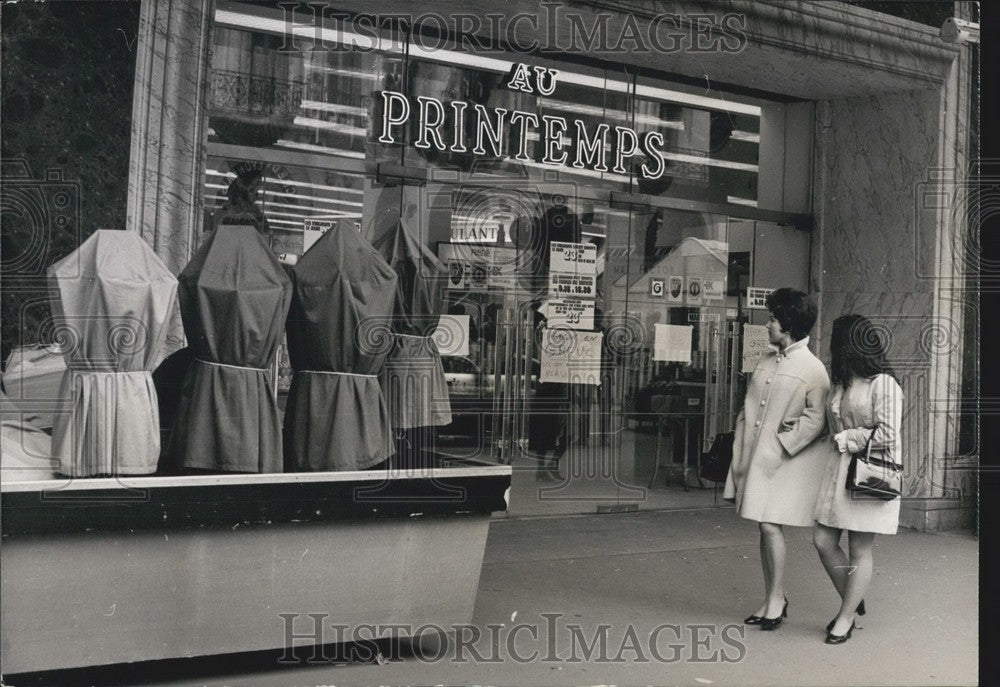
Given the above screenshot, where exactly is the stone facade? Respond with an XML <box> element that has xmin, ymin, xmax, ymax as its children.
<box><xmin>125</xmin><ymin>0</ymin><xmax>976</xmax><ymax>529</ymax></box>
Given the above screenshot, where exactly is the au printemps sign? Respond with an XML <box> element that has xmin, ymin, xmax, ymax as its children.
<box><xmin>378</xmin><ymin>63</ymin><xmax>677</xmax><ymax>180</ymax></box>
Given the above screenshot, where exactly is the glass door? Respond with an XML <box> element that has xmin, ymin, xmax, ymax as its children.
<box><xmin>612</xmin><ymin>215</ymin><xmax>811</xmax><ymax>499</ymax></box>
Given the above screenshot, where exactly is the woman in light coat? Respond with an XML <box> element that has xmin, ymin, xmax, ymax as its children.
<box><xmin>813</xmin><ymin>314</ymin><xmax>903</xmax><ymax>644</ymax></box>
<box><xmin>724</xmin><ymin>288</ymin><xmax>830</xmax><ymax>630</ymax></box>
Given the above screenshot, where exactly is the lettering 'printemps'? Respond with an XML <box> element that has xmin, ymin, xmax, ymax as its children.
<box><xmin>379</xmin><ymin>63</ymin><xmax>671</xmax><ymax>180</ymax></box>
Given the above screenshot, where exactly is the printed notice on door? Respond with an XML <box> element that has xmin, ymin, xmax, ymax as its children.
<box><xmin>549</xmin><ymin>241</ymin><xmax>597</xmax><ymax>275</ymax></box>
<box><xmin>539</xmin><ymin>329</ymin><xmax>603</xmax><ymax>385</ymax></box>
<box><xmin>549</xmin><ymin>272</ymin><xmax>596</xmax><ymax>298</ymax></box>
<box><xmin>742</xmin><ymin>324</ymin><xmax>773</xmax><ymax>372</ymax></box>
<box><xmin>653</xmin><ymin>324</ymin><xmax>693</xmax><ymax>363</ymax></box>
<box><xmin>545</xmin><ymin>298</ymin><xmax>595</xmax><ymax>330</ymax></box>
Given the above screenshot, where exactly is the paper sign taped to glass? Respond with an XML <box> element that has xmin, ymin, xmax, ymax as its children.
<box><xmin>667</xmin><ymin>275</ymin><xmax>684</xmax><ymax>303</ymax></box>
<box><xmin>686</xmin><ymin>276</ymin><xmax>703</xmax><ymax>305</ymax></box>
<box><xmin>539</xmin><ymin>328</ymin><xmax>603</xmax><ymax>385</ymax></box>
<box><xmin>439</xmin><ymin>244</ymin><xmax>518</xmax><ymax>290</ymax></box>
<box><xmin>549</xmin><ymin>272</ymin><xmax>596</xmax><ymax>298</ymax></box>
<box><xmin>653</xmin><ymin>324</ymin><xmax>693</xmax><ymax>363</ymax></box>
<box><xmin>549</xmin><ymin>241</ymin><xmax>597</xmax><ymax>275</ymax></box>
<box><xmin>545</xmin><ymin>298</ymin><xmax>595</xmax><ymax>330</ymax></box>
<box><xmin>742</xmin><ymin>323</ymin><xmax>772</xmax><ymax>372</ymax></box>
<box><xmin>702</xmin><ymin>278</ymin><xmax>725</xmax><ymax>301</ymax></box>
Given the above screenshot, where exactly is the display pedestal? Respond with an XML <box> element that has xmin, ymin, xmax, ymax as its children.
<box><xmin>1</xmin><ymin>465</ymin><xmax>510</xmax><ymax>674</ymax></box>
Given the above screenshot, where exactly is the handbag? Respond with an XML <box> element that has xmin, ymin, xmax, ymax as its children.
<box><xmin>700</xmin><ymin>432</ymin><xmax>735</xmax><ymax>483</ymax></box>
<box><xmin>845</xmin><ymin>425</ymin><xmax>903</xmax><ymax>500</ymax></box>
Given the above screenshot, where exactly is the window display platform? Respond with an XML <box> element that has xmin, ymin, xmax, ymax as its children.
<box><xmin>1</xmin><ymin>464</ymin><xmax>511</xmax><ymax>674</ymax></box>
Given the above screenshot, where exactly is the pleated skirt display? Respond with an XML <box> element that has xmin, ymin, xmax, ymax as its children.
<box><xmin>283</xmin><ymin>370</ymin><xmax>394</xmax><ymax>471</ymax></box>
<box><xmin>380</xmin><ymin>335</ymin><xmax>452</xmax><ymax>431</ymax></box>
<box><xmin>52</xmin><ymin>369</ymin><xmax>160</xmax><ymax>476</ymax></box>
<box><xmin>172</xmin><ymin>359</ymin><xmax>283</xmax><ymax>473</ymax></box>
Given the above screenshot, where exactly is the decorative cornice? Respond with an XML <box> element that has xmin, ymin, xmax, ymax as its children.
<box><xmin>574</xmin><ymin>0</ymin><xmax>959</xmax><ymax>86</ymax></box>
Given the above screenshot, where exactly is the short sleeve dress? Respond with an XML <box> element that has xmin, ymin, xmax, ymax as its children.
<box><xmin>814</xmin><ymin>373</ymin><xmax>903</xmax><ymax>535</ymax></box>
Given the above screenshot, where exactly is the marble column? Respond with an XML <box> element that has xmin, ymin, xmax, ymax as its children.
<box><xmin>924</xmin><ymin>9</ymin><xmax>976</xmax><ymax>526</ymax></box>
<box><xmin>813</xmin><ymin>53</ymin><xmax>974</xmax><ymax>529</ymax></box>
<box><xmin>127</xmin><ymin>0</ymin><xmax>215</xmax><ymax>357</ymax></box>
<box><xmin>127</xmin><ymin>0</ymin><xmax>214</xmax><ymax>274</ymax></box>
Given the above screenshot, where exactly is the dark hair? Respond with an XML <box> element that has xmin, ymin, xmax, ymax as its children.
<box><xmin>225</xmin><ymin>175</ymin><xmax>260</xmax><ymax>206</ymax></box>
<box><xmin>829</xmin><ymin>314</ymin><xmax>896</xmax><ymax>388</ymax></box>
<box><xmin>764</xmin><ymin>287</ymin><xmax>817</xmax><ymax>341</ymax></box>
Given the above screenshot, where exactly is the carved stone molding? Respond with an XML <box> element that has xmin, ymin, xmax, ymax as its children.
<box><xmin>127</xmin><ymin>0</ymin><xmax>214</xmax><ymax>275</ymax></box>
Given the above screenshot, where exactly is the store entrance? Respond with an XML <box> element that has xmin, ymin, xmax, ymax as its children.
<box><xmin>496</xmin><ymin>209</ymin><xmax>812</xmax><ymax>516</ymax></box>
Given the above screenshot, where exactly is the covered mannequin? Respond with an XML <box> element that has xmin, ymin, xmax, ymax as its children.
<box><xmin>47</xmin><ymin>230</ymin><xmax>178</xmax><ymax>476</ymax></box>
<box><xmin>371</xmin><ymin>217</ymin><xmax>447</xmax><ymax>335</ymax></box>
<box><xmin>284</xmin><ymin>221</ymin><xmax>398</xmax><ymax>471</ymax></box>
<box><xmin>372</xmin><ymin>218</ymin><xmax>452</xmax><ymax>452</ymax></box>
<box><xmin>171</xmin><ymin>225</ymin><xmax>292</xmax><ymax>472</ymax></box>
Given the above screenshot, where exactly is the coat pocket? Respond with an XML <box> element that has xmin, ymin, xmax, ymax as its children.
<box><xmin>778</xmin><ymin>417</ymin><xmax>798</xmax><ymax>434</ymax></box>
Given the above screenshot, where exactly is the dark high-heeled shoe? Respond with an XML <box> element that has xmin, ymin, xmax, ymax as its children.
<box><xmin>826</xmin><ymin>600</ymin><xmax>866</xmax><ymax>632</ymax></box>
<box><xmin>759</xmin><ymin>598</ymin><xmax>788</xmax><ymax>631</ymax></box>
<box><xmin>825</xmin><ymin>621</ymin><xmax>855</xmax><ymax>644</ymax></box>
<box><xmin>745</xmin><ymin>596</ymin><xmax>786</xmax><ymax>625</ymax></box>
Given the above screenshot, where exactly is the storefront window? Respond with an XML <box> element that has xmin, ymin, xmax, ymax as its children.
<box><xmin>633</xmin><ymin>78</ymin><xmax>760</xmax><ymax>206</ymax></box>
<box><xmin>189</xmin><ymin>1</ymin><xmax>803</xmax><ymax>514</ymax></box>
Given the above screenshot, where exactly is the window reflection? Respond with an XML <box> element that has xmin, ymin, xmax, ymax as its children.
<box><xmin>199</xmin><ymin>2</ymin><xmax>778</xmax><ymax>505</ymax></box>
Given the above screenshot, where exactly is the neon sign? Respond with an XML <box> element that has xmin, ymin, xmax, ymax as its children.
<box><xmin>378</xmin><ymin>63</ymin><xmax>671</xmax><ymax>179</ymax></box>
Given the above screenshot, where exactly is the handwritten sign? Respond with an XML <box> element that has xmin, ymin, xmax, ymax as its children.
<box><xmin>742</xmin><ymin>324</ymin><xmax>772</xmax><ymax>372</ymax></box>
<box><xmin>653</xmin><ymin>324</ymin><xmax>693</xmax><ymax>363</ymax></box>
<box><xmin>549</xmin><ymin>241</ymin><xmax>597</xmax><ymax>275</ymax></box>
<box><xmin>539</xmin><ymin>329</ymin><xmax>603</xmax><ymax>385</ymax></box>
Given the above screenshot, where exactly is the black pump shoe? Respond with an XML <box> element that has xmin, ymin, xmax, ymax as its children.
<box><xmin>826</xmin><ymin>600</ymin><xmax>866</xmax><ymax>632</ymax></box>
<box><xmin>759</xmin><ymin>598</ymin><xmax>788</xmax><ymax>631</ymax></box>
<box><xmin>743</xmin><ymin>614</ymin><xmax>763</xmax><ymax>625</ymax></box>
<box><xmin>825</xmin><ymin>621</ymin><xmax>855</xmax><ymax>644</ymax></box>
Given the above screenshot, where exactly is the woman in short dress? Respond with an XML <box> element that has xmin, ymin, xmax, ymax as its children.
<box><xmin>724</xmin><ymin>288</ymin><xmax>832</xmax><ymax>630</ymax></box>
<box><xmin>813</xmin><ymin>314</ymin><xmax>904</xmax><ymax>644</ymax></box>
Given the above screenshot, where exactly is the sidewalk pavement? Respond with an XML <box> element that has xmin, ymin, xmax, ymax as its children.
<box><xmin>33</xmin><ymin>507</ymin><xmax>979</xmax><ymax>686</ymax></box>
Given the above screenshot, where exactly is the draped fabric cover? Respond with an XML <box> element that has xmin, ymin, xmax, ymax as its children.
<box><xmin>172</xmin><ymin>225</ymin><xmax>292</xmax><ymax>472</ymax></box>
<box><xmin>284</xmin><ymin>222</ymin><xmax>398</xmax><ymax>471</ymax></box>
<box><xmin>373</xmin><ymin>219</ymin><xmax>453</xmax><ymax>430</ymax></box>
<box><xmin>372</xmin><ymin>218</ymin><xmax>447</xmax><ymax>334</ymax></box>
<box><xmin>381</xmin><ymin>335</ymin><xmax>453</xmax><ymax>430</ymax></box>
<box><xmin>48</xmin><ymin>230</ymin><xmax>178</xmax><ymax>476</ymax></box>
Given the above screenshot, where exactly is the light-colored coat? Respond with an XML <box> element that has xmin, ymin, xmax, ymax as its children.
<box><xmin>814</xmin><ymin>373</ymin><xmax>903</xmax><ymax>534</ymax></box>
<box><xmin>723</xmin><ymin>337</ymin><xmax>831</xmax><ymax>526</ymax></box>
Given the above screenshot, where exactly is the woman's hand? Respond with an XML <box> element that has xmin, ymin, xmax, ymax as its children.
<box><xmin>833</xmin><ymin>430</ymin><xmax>854</xmax><ymax>453</ymax></box>
<box><xmin>834</xmin><ymin>430</ymin><xmax>862</xmax><ymax>454</ymax></box>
